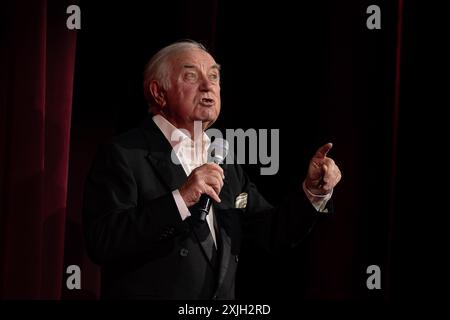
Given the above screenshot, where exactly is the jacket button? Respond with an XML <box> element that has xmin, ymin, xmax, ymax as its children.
<box><xmin>179</xmin><ymin>248</ymin><xmax>189</xmax><ymax>257</ymax></box>
<box><xmin>235</xmin><ymin>255</ymin><xmax>239</xmax><ymax>263</ymax></box>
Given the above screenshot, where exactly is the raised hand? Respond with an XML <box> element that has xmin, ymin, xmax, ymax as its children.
<box><xmin>304</xmin><ymin>143</ymin><xmax>342</xmax><ymax>195</ymax></box>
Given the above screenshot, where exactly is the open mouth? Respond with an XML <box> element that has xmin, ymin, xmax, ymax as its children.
<box><xmin>200</xmin><ymin>97</ymin><xmax>215</xmax><ymax>106</ymax></box>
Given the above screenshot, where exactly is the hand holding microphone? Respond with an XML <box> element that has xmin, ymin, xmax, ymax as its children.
<box><xmin>179</xmin><ymin>138</ymin><xmax>229</xmax><ymax>221</ymax></box>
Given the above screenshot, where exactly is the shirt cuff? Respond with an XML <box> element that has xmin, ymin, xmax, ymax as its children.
<box><xmin>302</xmin><ymin>181</ymin><xmax>333</xmax><ymax>213</ymax></box>
<box><xmin>172</xmin><ymin>189</ymin><xmax>191</xmax><ymax>220</ymax></box>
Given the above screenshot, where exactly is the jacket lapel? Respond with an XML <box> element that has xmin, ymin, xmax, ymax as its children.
<box><xmin>140</xmin><ymin>116</ymin><xmax>187</xmax><ymax>190</ymax></box>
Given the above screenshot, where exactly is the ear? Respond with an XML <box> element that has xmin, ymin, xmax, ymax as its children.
<box><xmin>149</xmin><ymin>81</ymin><xmax>166</xmax><ymax>107</ymax></box>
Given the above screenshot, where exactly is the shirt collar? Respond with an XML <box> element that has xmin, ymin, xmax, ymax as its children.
<box><xmin>152</xmin><ymin>114</ymin><xmax>210</xmax><ymax>151</ymax></box>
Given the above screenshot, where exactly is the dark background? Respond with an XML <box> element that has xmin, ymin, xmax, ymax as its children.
<box><xmin>2</xmin><ymin>0</ymin><xmax>447</xmax><ymax>302</ymax></box>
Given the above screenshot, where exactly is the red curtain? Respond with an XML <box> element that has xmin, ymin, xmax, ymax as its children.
<box><xmin>0</xmin><ymin>0</ymin><xmax>77</xmax><ymax>299</ymax></box>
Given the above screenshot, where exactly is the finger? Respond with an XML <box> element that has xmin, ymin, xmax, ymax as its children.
<box><xmin>195</xmin><ymin>166</ymin><xmax>224</xmax><ymax>186</ymax></box>
<box><xmin>204</xmin><ymin>163</ymin><xmax>225</xmax><ymax>179</ymax></box>
<box><xmin>314</xmin><ymin>142</ymin><xmax>333</xmax><ymax>159</ymax></box>
<box><xmin>322</xmin><ymin>164</ymin><xmax>329</xmax><ymax>183</ymax></box>
<box><xmin>324</xmin><ymin>166</ymin><xmax>341</xmax><ymax>188</ymax></box>
<box><xmin>328</xmin><ymin>162</ymin><xmax>341</xmax><ymax>180</ymax></box>
<box><xmin>322</xmin><ymin>183</ymin><xmax>333</xmax><ymax>192</ymax></box>
<box><xmin>336</xmin><ymin>169</ymin><xmax>342</xmax><ymax>184</ymax></box>
<box><xmin>323</xmin><ymin>157</ymin><xmax>336</xmax><ymax>168</ymax></box>
<box><xmin>207</xmin><ymin>171</ymin><xmax>224</xmax><ymax>189</ymax></box>
<box><xmin>211</xmin><ymin>163</ymin><xmax>225</xmax><ymax>178</ymax></box>
<box><xmin>333</xmin><ymin>166</ymin><xmax>342</xmax><ymax>184</ymax></box>
<box><xmin>205</xmin><ymin>176</ymin><xmax>223</xmax><ymax>195</ymax></box>
<box><xmin>204</xmin><ymin>185</ymin><xmax>221</xmax><ymax>203</ymax></box>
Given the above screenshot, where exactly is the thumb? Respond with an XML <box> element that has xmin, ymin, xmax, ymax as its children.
<box><xmin>314</xmin><ymin>142</ymin><xmax>333</xmax><ymax>159</ymax></box>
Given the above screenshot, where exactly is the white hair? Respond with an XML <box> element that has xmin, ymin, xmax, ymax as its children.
<box><xmin>143</xmin><ymin>40</ymin><xmax>208</xmax><ymax>114</ymax></box>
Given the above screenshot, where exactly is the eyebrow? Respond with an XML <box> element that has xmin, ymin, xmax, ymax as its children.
<box><xmin>183</xmin><ymin>64</ymin><xmax>221</xmax><ymax>71</ymax></box>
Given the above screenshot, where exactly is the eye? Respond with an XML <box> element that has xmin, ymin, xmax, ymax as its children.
<box><xmin>184</xmin><ymin>71</ymin><xmax>198</xmax><ymax>82</ymax></box>
<box><xmin>209</xmin><ymin>73</ymin><xmax>220</xmax><ymax>82</ymax></box>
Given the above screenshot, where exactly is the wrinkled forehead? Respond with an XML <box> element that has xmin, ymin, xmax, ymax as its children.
<box><xmin>169</xmin><ymin>49</ymin><xmax>218</xmax><ymax>70</ymax></box>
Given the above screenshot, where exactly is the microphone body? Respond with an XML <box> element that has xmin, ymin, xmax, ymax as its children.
<box><xmin>198</xmin><ymin>194</ymin><xmax>213</xmax><ymax>221</ymax></box>
<box><xmin>197</xmin><ymin>138</ymin><xmax>228</xmax><ymax>222</ymax></box>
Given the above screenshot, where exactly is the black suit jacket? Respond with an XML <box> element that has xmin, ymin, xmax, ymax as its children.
<box><xmin>83</xmin><ymin>117</ymin><xmax>324</xmax><ymax>299</ymax></box>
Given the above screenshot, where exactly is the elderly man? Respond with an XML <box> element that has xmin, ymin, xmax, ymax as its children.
<box><xmin>83</xmin><ymin>40</ymin><xmax>341</xmax><ymax>300</ymax></box>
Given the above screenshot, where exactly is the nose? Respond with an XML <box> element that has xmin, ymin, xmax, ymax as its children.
<box><xmin>198</xmin><ymin>74</ymin><xmax>213</xmax><ymax>92</ymax></box>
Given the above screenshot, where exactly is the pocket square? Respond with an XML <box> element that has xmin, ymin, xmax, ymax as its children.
<box><xmin>235</xmin><ymin>192</ymin><xmax>248</xmax><ymax>209</ymax></box>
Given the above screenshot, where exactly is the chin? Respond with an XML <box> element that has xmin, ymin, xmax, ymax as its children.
<box><xmin>197</xmin><ymin>109</ymin><xmax>218</xmax><ymax>122</ymax></box>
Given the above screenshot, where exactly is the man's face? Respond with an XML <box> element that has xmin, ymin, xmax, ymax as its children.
<box><xmin>163</xmin><ymin>49</ymin><xmax>221</xmax><ymax>132</ymax></box>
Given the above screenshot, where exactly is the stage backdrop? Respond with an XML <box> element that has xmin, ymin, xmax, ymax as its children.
<box><xmin>2</xmin><ymin>0</ymin><xmax>437</xmax><ymax>301</ymax></box>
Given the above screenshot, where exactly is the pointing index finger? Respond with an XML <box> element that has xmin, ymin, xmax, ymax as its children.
<box><xmin>314</xmin><ymin>142</ymin><xmax>333</xmax><ymax>158</ymax></box>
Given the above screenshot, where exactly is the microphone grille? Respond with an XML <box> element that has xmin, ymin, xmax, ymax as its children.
<box><xmin>208</xmin><ymin>138</ymin><xmax>229</xmax><ymax>164</ymax></box>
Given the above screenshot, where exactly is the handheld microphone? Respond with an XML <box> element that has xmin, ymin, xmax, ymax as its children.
<box><xmin>198</xmin><ymin>138</ymin><xmax>229</xmax><ymax>222</ymax></box>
